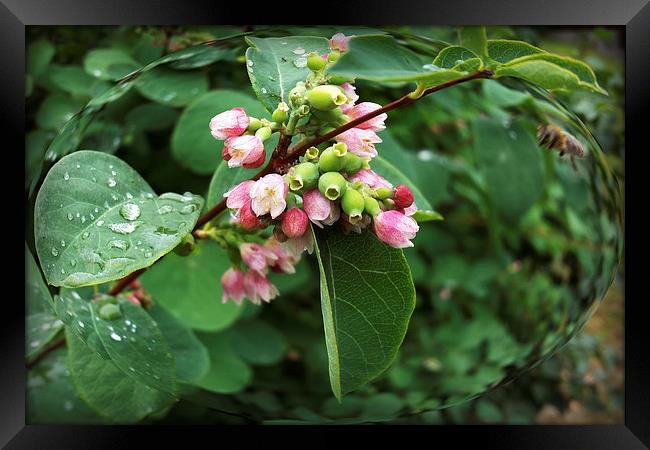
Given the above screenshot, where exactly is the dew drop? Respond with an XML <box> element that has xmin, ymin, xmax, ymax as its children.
<box><xmin>111</xmin><ymin>170</ymin><xmax>117</xmax><ymax>176</ymax></box>
<box><xmin>51</xmin><ymin>248</ymin><xmax>59</xmax><ymax>257</ymax></box>
<box><xmin>94</xmin><ymin>207</ymin><xmax>100</xmax><ymax>214</ymax></box>
<box><xmin>60</xmin><ymin>240</ymin><xmax>66</xmax><ymax>247</ymax></box>
<box><xmin>107</xmin><ymin>177</ymin><xmax>117</xmax><ymax>188</ymax></box>
<box><xmin>126</xmin><ymin>192</ymin><xmax>133</xmax><ymax>200</ymax></box>
<box><xmin>69</xmin><ymin>259</ymin><xmax>77</xmax><ymax>267</ymax></box>
<box><xmin>67</xmin><ymin>213</ymin><xmax>74</xmax><ymax>221</ymax></box>
<box><xmin>292</xmin><ymin>47</ymin><xmax>305</xmax><ymax>55</ymax></box>
<box><xmin>63</xmin><ymin>172</ymin><xmax>70</xmax><ymax>180</ymax></box>
<box><xmin>247</xmin><ymin>60</ymin><xmax>254</xmax><ymax>67</ymax></box>
<box><xmin>180</xmin><ymin>204</ymin><xmax>197</xmax><ymax>215</ymax></box>
<box><xmin>78</xmin><ymin>321</ymin><xmax>85</xmax><ymax>328</ymax></box>
<box><xmin>76</xmin><ymin>164</ymin><xmax>81</xmax><ymax>169</ymax></box>
<box><xmin>261</xmin><ymin>88</ymin><xmax>267</xmax><ymax>94</ymax></box>
<box><xmin>109</xmin><ymin>239</ymin><xmax>129</xmax><ymax>250</ymax></box>
<box><xmin>110</xmin><ymin>223</ymin><xmax>136</xmax><ymax>234</ymax></box>
<box><xmin>120</xmin><ymin>203</ymin><xmax>141</xmax><ymax>221</ymax></box>
<box><xmin>157</xmin><ymin>205</ymin><xmax>173</xmax><ymax>215</ymax></box>
<box><xmin>96</xmin><ymin>220</ymin><xmax>105</xmax><ymax>227</ymax></box>
<box><xmin>110</xmin><ymin>332</ymin><xmax>122</xmax><ymax>341</ymax></box>
<box><xmin>293</xmin><ymin>57</ymin><xmax>307</xmax><ymax>69</ymax></box>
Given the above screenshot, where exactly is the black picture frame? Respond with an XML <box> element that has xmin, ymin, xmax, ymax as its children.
<box><xmin>6</xmin><ymin>0</ymin><xmax>648</xmax><ymax>447</ymax></box>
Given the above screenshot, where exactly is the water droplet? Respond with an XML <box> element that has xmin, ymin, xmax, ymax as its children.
<box><xmin>76</xmin><ymin>164</ymin><xmax>81</xmax><ymax>169</ymax></box>
<box><xmin>78</xmin><ymin>321</ymin><xmax>85</xmax><ymax>328</ymax></box>
<box><xmin>280</xmin><ymin>41</ymin><xmax>288</xmax><ymax>45</ymax></box>
<box><xmin>247</xmin><ymin>60</ymin><xmax>254</xmax><ymax>67</ymax></box>
<box><xmin>157</xmin><ymin>205</ymin><xmax>173</xmax><ymax>215</ymax></box>
<box><xmin>111</xmin><ymin>194</ymin><xmax>119</xmax><ymax>201</ymax></box>
<box><xmin>261</xmin><ymin>88</ymin><xmax>267</xmax><ymax>94</ymax></box>
<box><xmin>76</xmin><ymin>212</ymin><xmax>80</xmax><ymax>218</ymax></box>
<box><xmin>293</xmin><ymin>57</ymin><xmax>307</xmax><ymax>68</ymax></box>
<box><xmin>94</xmin><ymin>207</ymin><xmax>100</xmax><ymax>213</ymax></box>
<box><xmin>30</xmin><ymin>340</ymin><xmax>40</xmax><ymax>348</ymax></box>
<box><xmin>107</xmin><ymin>177</ymin><xmax>117</xmax><ymax>188</ymax></box>
<box><xmin>111</xmin><ymin>170</ymin><xmax>117</xmax><ymax>176</ymax></box>
<box><xmin>292</xmin><ymin>47</ymin><xmax>305</xmax><ymax>55</ymax></box>
<box><xmin>144</xmin><ymin>252</ymin><xmax>152</xmax><ymax>258</ymax></box>
<box><xmin>60</xmin><ymin>240</ymin><xmax>66</xmax><ymax>247</ymax></box>
<box><xmin>67</xmin><ymin>213</ymin><xmax>74</xmax><ymax>221</ymax></box>
<box><xmin>81</xmin><ymin>231</ymin><xmax>90</xmax><ymax>239</ymax></box>
<box><xmin>120</xmin><ymin>203</ymin><xmax>141</xmax><ymax>221</ymax></box>
<box><xmin>69</xmin><ymin>259</ymin><xmax>77</xmax><ymax>267</ymax></box>
<box><xmin>63</xmin><ymin>172</ymin><xmax>70</xmax><ymax>180</ymax></box>
<box><xmin>109</xmin><ymin>239</ymin><xmax>129</xmax><ymax>250</ymax></box>
<box><xmin>126</xmin><ymin>192</ymin><xmax>133</xmax><ymax>200</ymax></box>
<box><xmin>81</xmin><ymin>216</ymin><xmax>87</xmax><ymax>223</ymax></box>
<box><xmin>110</xmin><ymin>223</ymin><xmax>136</xmax><ymax>234</ymax></box>
<box><xmin>51</xmin><ymin>248</ymin><xmax>59</xmax><ymax>257</ymax></box>
<box><xmin>180</xmin><ymin>204</ymin><xmax>197</xmax><ymax>215</ymax></box>
<box><xmin>422</xmin><ymin>63</ymin><xmax>440</xmax><ymax>71</ymax></box>
<box><xmin>96</xmin><ymin>220</ymin><xmax>105</xmax><ymax>227</ymax></box>
<box><xmin>110</xmin><ymin>332</ymin><xmax>122</xmax><ymax>341</ymax></box>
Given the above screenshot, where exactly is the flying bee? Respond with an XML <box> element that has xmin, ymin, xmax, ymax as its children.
<box><xmin>537</xmin><ymin>124</ymin><xmax>586</xmax><ymax>171</ymax></box>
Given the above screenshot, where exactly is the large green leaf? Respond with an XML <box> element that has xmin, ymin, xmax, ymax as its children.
<box><xmin>47</xmin><ymin>65</ymin><xmax>98</xmax><ymax>97</ymax></box>
<box><xmin>472</xmin><ymin>118</ymin><xmax>545</xmax><ymax>221</ymax></box>
<box><xmin>328</xmin><ymin>35</ymin><xmax>467</xmax><ymax>88</ymax></box>
<box><xmin>135</xmin><ymin>68</ymin><xmax>209</xmax><ymax>107</ymax></box>
<box><xmin>140</xmin><ymin>241</ymin><xmax>243</xmax><ymax>331</ymax></box>
<box><xmin>312</xmin><ymin>225</ymin><xmax>416</xmax><ymax>399</ymax></box>
<box><xmin>36</xmin><ymin>95</ymin><xmax>85</xmax><ymax>131</ymax></box>
<box><xmin>53</xmin><ymin>290</ymin><xmax>177</xmax><ymax>394</ymax></box>
<box><xmin>459</xmin><ymin>26</ymin><xmax>488</xmax><ymax>62</ymax></box>
<box><xmin>194</xmin><ymin>332</ymin><xmax>252</xmax><ymax>394</ymax></box>
<box><xmin>66</xmin><ymin>330</ymin><xmax>176</xmax><ymax>423</ymax></box>
<box><xmin>171</xmin><ymin>89</ymin><xmax>269</xmax><ymax>175</ymax></box>
<box><xmin>245</xmin><ymin>36</ymin><xmax>330</xmax><ymax>112</ymax></box>
<box><xmin>83</xmin><ymin>48</ymin><xmax>140</xmax><ymax>81</ymax></box>
<box><xmin>27</xmin><ymin>39</ymin><xmax>55</xmax><ymax>79</ymax></box>
<box><xmin>34</xmin><ymin>151</ymin><xmax>203</xmax><ymax>287</ymax></box>
<box><xmin>433</xmin><ymin>46</ymin><xmax>479</xmax><ymax>69</ymax></box>
<box><xmin>125</xmin><ymin>103</ymin><xmax>179</xmax><ymax>132</ymax></box>
<box><xmin>27</xmin><ymin>347</ymin><xmax>107</xmax><ymax>424</ymax></box>
<box><xmin>148</xmin><ymin>305</ymin><xmax>210</xmax><ymax>383</ymax></box>
<box><xmin>486</xmin><ymin>39</ymin><xmax>545</xmax><ymax>64</ymax></box>
<box><xmin>228</xmin><ymin>320</ymin><xmax>287</xmax><ymax>366</ymax></box>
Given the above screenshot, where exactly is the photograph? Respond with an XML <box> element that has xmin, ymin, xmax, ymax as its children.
<box><xmin>8</xmin><ymin>5</ymin><xmax>645</xmax><ymax>445</ymax></box>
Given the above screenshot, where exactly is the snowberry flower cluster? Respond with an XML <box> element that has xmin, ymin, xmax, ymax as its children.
<box><xmin>210</xmin><ymin>33</ymin><xmax>421</xmax><ymax>305</ymax></box>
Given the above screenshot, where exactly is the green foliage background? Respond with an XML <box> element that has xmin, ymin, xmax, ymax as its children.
<box><xmin>25</xmin><ymin>25</ymin><xmax>624</xmax><ymax>424</ymax></box>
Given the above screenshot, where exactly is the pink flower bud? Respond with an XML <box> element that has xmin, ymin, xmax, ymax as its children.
<box><xmin>403</xmin><ymin>201</ymin><xmax>417</xmax><ymax>217</ymax></box>
<box><xmin>240</xmin><ymin>242</ymin><xmax>278</xmax><ymax>274</ymax></box>
<box><xmin>239</xmin><ymin>198</ymin><xmax>264</xmax><ymax>230</ymax></box>
<box><xmin>223</xmin><ymin>135</ymin><xmax>265</xmax><ymax>168</ymax></box>
<box><xmin>302</xmin><ymin>189</ymin><xmax>340</xmax><ymax>228</ymax></box>
<box><xmin>243</xmin><ymin>270</ymin><xmax>279</xmax><ymax>305</ymax></box>
<box><xmin>329</xmin><ymin>33</ymin><xmax>351</xmax><ymax>52</ymax></box>
<box><xmin>224</xmin><ymin>180</ymin><xmax>255</xmax><ymax>210</ymax></box>
<box><xmin>281</xmin><ymin>207</ymin><xmax>309</xmax><ymax>238</ymax></box>
<box><xmin>335</xmin><ymin>128</ymin><xmax>382</xmax><ymax>158</ymax></box>
<box><xmin>393</xmin><ymin>184</ymin><xmax>414</xmax><ymax>209</ymax></box>
<box><xmin>346</xmin><ymin>102</ymin><xmax>387</xmax><ymax>132</ymax></box>
<box><xmin>265</xmin><ymin>238</ymin><xmax>298</xmax><ymax>274</ymax></box>
<box><xmin>210</xmin><ymin>107</ymin><xmax>250</xmax><ymax>140</ymax></box>
<box><xmin>250</xmin><ymin>174</ymin><xmax>288</xmax><ymax>219</ymax></box>
<box><xmin>373</xmin><ymin>210</ymin><xmax>419</xmax><ymax>248</ymax></box>
<box><xmin>221</xmin><ymin>268</ymin><xmax>246</xmax><ymax>305</ymax></box>
<box><xmin>348</xmin><ymin>169</ymin><xmax>393</xmax><ymax>190</ymax></box>
<box><xmin>282</xmin><ymin>231</ymin><xmax>314</xmax><ymax>258</ymax></box>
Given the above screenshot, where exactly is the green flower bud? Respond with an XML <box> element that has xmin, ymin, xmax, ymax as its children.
<box><xmin>289</xmin><ymin>83</ymin><xmax>307</xmax><ymax>107</ymax></box>
<box><xmin>310</xmin><ymin>107</ymin><xmax>347</xmax><ymax>125</ymax></box>
<box><xmin>318</xmin><ymin>144</ymin><xmax>347</xmax><ymax>172</ymax></box>
<box><xmin>306</xmin><ymin>85</ymin><xmax>347</xmax><ymax>111</ymax></box>
<box><xmin>328</xmin><ymin>51</ymin><xmax>341</xmax><ymax>62</ymax></box>
<box><xmin>364</xmin><ymin>196</ymin><xmax>381</xmax><ymax>217</ymax></box>
<box><xmin>374</xmin><ymin>187</ymin><xmax>393</xmax><ymax>200</ymax></box>
<box><xmin>305</xmin><ymin>146</ymin><xmax>319</xmax><ymax>161</ymax></box>
<box><xmin>341</xmin><ymin>188</ymin><xmax>365</xmax><ymax>223</ymax></box>
<box><xmin>254</xmin><ymin>126</ymin><xmax>273</xmax><ymax>141</ymax></box>
<box><xmin>329</xmin><ymin>74</ymin><xmax>352</xmax><ymax>85</ymax></box>
<box><xmin>288</xmin><ymin>162</ymin><xmax>320</xmax><ymax>192</ymax></box>
<box><xmin>271</xmin><ymin>102</ymin><xmax>289</xmax><ymax>123</ymax></box>
<box><xmin>247</xmin><ymin>117</ymin><xmax>262</xmax><ymax>132</ymax></box>
<box><xmin>341</xmin><ymin>153</ymin><xmax>367</xmax><ymax>174</ymax></box>
<box><xmin>297</xmin><ymin>104</ymin><xmax>311</xmax><ymax>116</ymax></box>
<box><xmin>318</xmin><ymin>171</ymin><xmax>347</xmax><ymax>201</ymax></box>
<box><xmin>307</xmin><ymin>52</ymin><xmax>326</xmax><ymax>72</ymax></box>
<box><xmin>99</xmin><ymin>303</ymin><xmax>122</xmax><ymax>320</ymax></box>
<box><xmin>173</xmin><ymin>233</ymin><xmax>196</xmax><ymax>256</ymax></box>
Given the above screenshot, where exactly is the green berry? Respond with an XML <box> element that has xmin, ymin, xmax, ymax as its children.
<box><xmin>364</xmin><ymin>196</ymin><xmax>381</xmax><ymax>217</ymax></box>
<box><xmin>306</xmin><ymin>85</ymin><xmax>347</xmax><ymax>111</ymax></box>
<box><xmin>374</xmin><ymin>187</ymin><xmax>393</xmax><ymax>200</ymax></box>
<box><xmin>341</xmin><ymin>153</ymin><xmax>366</xmax><ymax>174</ymax></box>
<box><xmin>305</xmin><ymin>146</ymin><xmax>319</xmax><ymax>161</ymax></box>
<box><xmin>99</xmin><ymin>303</ymin><xmax>122</xmax><ymax>320</ymax></box>
<box><xmin>254</xmin><ymin>126</ymin><xmax>272</xmax><ymax>141</ymax></box>
<box><xmin>341</xmin><ymin>188</ymin><xmax>365</xmax><ymax>217</ymax></box>
<box><xmin>318</xmin><ymin>172</ymin><xmax>347</xmax><ymax>200</ymax></box>
<box><xmin>271</xmin><ymin>102</ymin><xmax>289</xmax><ymax>123</ymax></box>
<box><xmin>318</xmin><ymin>145</ymin><xmax>347</xmax><ymax>172</ymax></box>
<box><xmin>307</xmin><ymin>52</ymin><xmax>326</xmax><ymax>71</ymax></box>
<box><xmin>288</xmin><ymin>162</ymin><xmax>319</xmax><ymax>192</ymax></box>
<box><xmin>247</xmin><ymin>117</ymin><xmax>262</xmax><ymax>132</ymax></box>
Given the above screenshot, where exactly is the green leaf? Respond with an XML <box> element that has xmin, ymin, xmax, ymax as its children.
<box><xmin>170</xmin><ymin>46</ymin><xmax>239</xmax><ymax>70</ymax></box>
<box><xmin>472</xmin><ymin>119</ymin><xmax>545</xmax><ymax>221</ymax></box>
<box><xmin>79</xmin><ymin>121</ymin><xmax>123</xmax><ymax>155</ymax></box>
<box><xmin>194</xmin><ymin>332</ymin><xmax>252</xmax><ymax>394</ymax></box>
<box><xmin>34</xmin><ymin>151</ymin><xmax>203</xmax><ymax>287</ymax></box>
<box><xmin>245</xmin><ymin>36</ymin><xmax>330</xmax><ymax>112</ymax></box>
<box><xmin>125</xmin><ymin>103</ymin><xmax>179</xmax><ymax>132</ymax></box>
<box><xmin>136</xmin><ymin>68</ymin><xmax>209</xmax><ymax>107</ymax></box>
<box><xmin>328</xmin><ymin>35</ymin><xmax>467</xmax><ymax>88</ymax></box>
<box><xmin>433</xmin><ymin>46</ymin><xmax>479</xmax><ymax>69</ymax></box>
<box><xmin>27</xmin><ymin>40</ymin><xmax>55</xmax><ymax>78</ymax></box>
<box><xmin>495</xmin><ymin>53</ymin><xmax>607</xmax><ymax>94</ymax></box>
<box><xmin>36</xmin><ymin>95</ymin><xmax>85</xmax><ymax>131</ymax></box>
<box><xmin>487</xmin><ymin>39</ymin><xmax>545</xmax><ymax>64</ymax></box>
<box><xmin>482</xmin><ymin>80</ymin><xmax>532</xmax><ymax>107</ymax></box>
<box><xmin>140</xmin><ymin>241</ymin><xmax>243</xmax><ymax>331</ymax></box>
<box><xmin>66</xmin><ymin>330</ymin><xmax>176</xmax><ymax>423</ymax></box>
<box><xmin>459</xmin><ymin>27</ymin><xmax>488</xmax><ymax>61</ymax></box>
<box><xmin>83</xmin><ymin>48</ymin><xmax>140</xmax><ymax>81</ymax></box>
<box><xmin>371</xmin><ymin>156</ymin><xmax>433</xmax><ymax>212</ymax></box>
<box><xmin>229</xmin><ymin>320</ymin><xmax>287</xmax><ymax>365</ymax></box>
<box><xmin>26</xmin><ymin>130</ymin><xmax>53</xmax><ymax>190</ymax></box>
<box><xmin>411</xmin><ymin>210</ymin><xmax>444</xmax><ymax>222</ymax></box>
<box><xmin>171</xmin><ymin>89</ymin><xmax>269</xmax><ymax>175</ymax></box>
<box><xmin>47</xmin><ymin>65</ymin><xmax>98</xmax><ymax>97</ymax></box>
<box><xmin>312</xmin><ymin>225</ymin><xmax>416</xmax><ymax>399</ymax></box>
<box><xmin>53</xmin><ymin>290</ymin><xmax>177</xmax><ymax>394</ymax></box>
<box><xmin>27</xmin><ymin>347</ymin><xmax>107</xmax><ymax>424</ymax></box>
<box><xmin>148</xmin><ymin>305</ymin><xmax>210</xmax><ymax>383</ymax></box>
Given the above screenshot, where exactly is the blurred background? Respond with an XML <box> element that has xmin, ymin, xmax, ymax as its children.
<box><xmin>25</xmin><ymin>25</ymin><xmax>624</xmax><ymax>424</ymax></box>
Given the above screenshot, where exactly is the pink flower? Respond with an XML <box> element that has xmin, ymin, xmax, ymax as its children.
<box><xmin>340</xmin><ymin>83</ymin><xmax>358</xmax><ymax>113</ymax></box>
<box><xmin>346</xmin><ymin>102</ymin><xmax>387</xmax><ymax>132</ymax></box>
<box><xmin>249</xmin><ymin>174</ymin><xmax>288</xmax><ymax>219</ymax></box>
<box><xmin>335</xmin><ymin>128</ymin><xmax>382</xmax><ymax>158</ymax></box>
<box><xmin>210</xmin><ymin>107</ymin><xmax>249</xmax><ymax>140</ymax></box>
<box><xmin>240</xmin><ymin>243</ymin><xmax>278</xmax><ymax>274</ymax></box>
<box><xmin>302</xmin><ymin>189</ymin><xmax>340</xmax><ymax>228</ymax></box>
<box><xmin>282</xmin><ymin>231</ymin><xmax>314</xmax><ymax>258</ymax></box>
<box><xmin>239</xmin><ymin>199</ymin><xmax>264</xmax><ymax>230</ymax></box>
<box><xmin>221</xmin><ymin>268</ymin><xmax>246</xmax><ymax>305</ymax></box>
<box><xmin>373</xmin><ymin>210</ymin><xmax>419</xmax><ymax>248</ymax></box>
<box><xmin>224</xmin><ymin>180</ymin><xmax>254</xmax><ymax>210</ymax></box>
<box><xmin>265</xmin><ymin>238</ymin><xmax>297</xmax><ymax>274</ymax></box>
<box><xmin>329</xmin><ymin>33</ymin><xmax>351</xmax><ymax>52</ymax></box>
<box><xmin>281</xmin><ymin>207</ymin><xmax>309</xmax><ymax>238</ymax></box>
<box><xmin>348</xmin><ymin>169</ymin><xmax>393</xmax><ymax>190</ymax></box>
<box><xmin>223</xmin><ymin>135</ymin><xmax>265</xmax><ymax>168</ymax></box>
<box><xmin>393</xmin><ymin>184</ymin><xmax>414</xmax><ymax>209</ymax></box>
<box><xmin>243</xmin><ymin>271</ymin><xmax>279</xmax><ymax>305</ymax></box>
<box><xmin>403</xmin><ymin>201</ymin><xmax>417</xmax><ymax>217</ymax></box>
